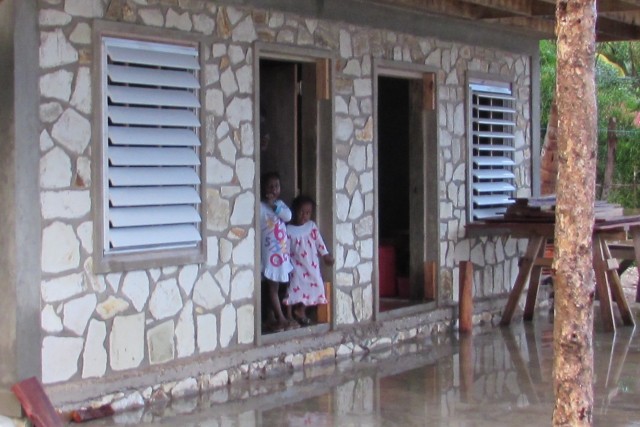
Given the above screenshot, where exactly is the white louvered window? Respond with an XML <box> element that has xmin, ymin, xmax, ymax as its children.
<box><xmin>100</xmin><ymin>36</ymin><xmax>203</xmax><ymax>260</ymax></box>
<box><xmin>468</xmin><ymin>80</ymin><xmax>516</xmax><ymax>221</ymax></box>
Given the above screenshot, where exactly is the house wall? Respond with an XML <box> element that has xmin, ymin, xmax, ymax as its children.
<box><xmin>3</xmin><ymin>0</ymin><xmax>536</xmax><ymax>410</ymax></box>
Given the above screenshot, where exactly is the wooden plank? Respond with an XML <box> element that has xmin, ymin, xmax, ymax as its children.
<box><xmin>500</xmin><ymin>236</ymin><xmax>544</xmax><ymax>326</ymax></box>
<box><xmin>11</xmin><ymin>377</ymin><xmax>64</xmax><ymax>427</ymax></box>
<box><xmin>316</xmin><ymin>282</ymin><xmax>331</xmax><ymax>323</ymax></box>
<box><xmin>424</xmin><ymin>260</ymin><xmax>436</xmax><ymax>301</ymax></box>
<box><xmin>523</xmin><ymin>241</ymin><xmax>546</xmax><ymax>321</ymax></box>
<box><xmin>593</xmin><ymin>236</ymin><xmax>616</xmax><ymax>333</ymax></box>
<box><xmin>459</xmin><ymin>261</ymin><xmax>473</xmax><ymax>333</ymax></box>
<box><xmin>630</xmin><ymin>226</ymin><xmax>640</xmax><ymax>303</ymax></box>
<box><xmin>423</xmin><ymin>73</ymin><xmax>436</xmax><ymax>111</ymax></box>
<box><xmin>601</xmin><ymin>238</ymin><xmax>635</xmax><ymax>327</ymax></box>
<box><xmin>315</xmin><ymin>58</ymin><xmax>330</xmax><ymax>101</ymax></box>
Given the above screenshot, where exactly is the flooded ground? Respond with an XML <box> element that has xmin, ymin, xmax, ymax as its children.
<box><xmin>79</xmin><ymin>307</ymin><xmax>640</xmax><ymax>427</ymax></box>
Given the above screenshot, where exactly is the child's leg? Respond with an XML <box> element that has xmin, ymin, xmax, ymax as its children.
<box><xmin>267</xmin><ymin>280</ymin><xmax>287</xmax><ymax>325</ymax></box>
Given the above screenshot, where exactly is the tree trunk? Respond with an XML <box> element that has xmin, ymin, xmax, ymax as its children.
<box><xmin>553</xmin><ymin>1</ymin><xmax>597</xmax><ymax>426</ymax></box>
<box><xmin>541</xmin><ymin>95</ymin><xmax>559</xmax><ymax>195</ymax></box>
<box><xmin>600</xmin><ymin>117</ymin><xmax>617</xmax><ymax>200</ymax></box>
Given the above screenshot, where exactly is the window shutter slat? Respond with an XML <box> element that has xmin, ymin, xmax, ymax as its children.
<box><xmin>106</xmin><ymin>44</ymin><xmax>199</xmax><ymax>70</ymax></box>
<box><xmin>102</xmin><ymin>36</ymin><xmax>203</xmax><ymax>256</ymax></box>
<box><xmin>110</xmin><ymin>224</ymin><xmax>201</xmax><ymax>249</ymax></box>
<box><xmin>468</xmin><ymin>80</ymin><xmax>516</xmax><ymax>221</ymax></box>
<box><xmin>109</xmin><ymin>147</ymin><xmax>200</xmax><ymax>166</ymax></box>
<box><xmin>109</xmin><ymin>167</ymin><xmax>200</xmax><ymax>186</ymax></box>
<box><xmin>108</xmin><ymin>85</ymin><xmax>200</xmax><ymax>108</ymax></box>
<box><xmin>110</xmin><ymin>206</ymin><xmax>201</xmax><ymax>227</ymax></box>
<box><xmin>109</xmin><ymin>127</ymin><xmax>200</xmax><ymax>147</ymax></box>
<box><xmin>474</xmin><ymin>182</ymin><xmax>516</xmax><ymax>193</ymax></box>
<box><xmin>109</xmin><ymin>187</ymin><xmax>200</xmax><ymax>207</ymax></box>
<box><xmin>473</xmin><ymin>156</ymin><xmax>515</xmax><ymax>167</ymax></box>
<box><xmin>108</xmin><ymin>64</ymin><xmax>199</xmax><ymax>89</ymax></box>
<box><xmin>108</xmin><ymin>106</ymin><xmax>200</xmax><ymax>127</ymax></box>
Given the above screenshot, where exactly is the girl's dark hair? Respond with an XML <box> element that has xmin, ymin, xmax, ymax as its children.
<box><xmin>292</xmin><ymin>194</ymin><xmax>316</xmax><ymax>221</ymax></box>
<box><xmin>260</xmin><ymin>171</ymin><xmax>280</xmax><ymax>199</ymax></box>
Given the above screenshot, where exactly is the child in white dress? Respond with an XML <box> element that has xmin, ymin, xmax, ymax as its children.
<box><xmin>285</xmin><ymin>195</ymin><xmax>334</xmax><ymax>325</ymax></box>
<box><xmin>260</xmin><ymin>172</ymin><xmax>294</xmax><ymax>331</ymax></box>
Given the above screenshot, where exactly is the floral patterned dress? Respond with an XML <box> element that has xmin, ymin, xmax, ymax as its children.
<box><xmin>260</xmin><ymin>200</ymin><xmax>293</xmax><ymax>282</ymax></box>
<box><xmin>284</xmin><ymin>221</ymin><xmax>329</xmax><ymax>306</ymax></box>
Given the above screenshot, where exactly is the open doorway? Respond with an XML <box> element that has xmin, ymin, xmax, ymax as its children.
<box><xmin>377</xmin><ymin>72</ymin><xmax>438</xmax><ymax>312</ymax></box>
<box><xmin>258</xmin><ymin>56</ymin><xmax>333</xmax><ymax>333</ymax></box>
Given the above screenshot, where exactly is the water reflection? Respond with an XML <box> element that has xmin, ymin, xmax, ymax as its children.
<box><xmin>82</xmin><ymin>317</ymin><xmax>640</xmax><ymax>426</ymax></box>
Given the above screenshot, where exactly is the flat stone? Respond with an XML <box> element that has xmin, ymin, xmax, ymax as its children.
<box><xmin>40</xmin><ymin>29</ymin><xmax>78</xmax><ymax>68</ymax></box>
<box><xmin>39</xmin><ymin>9</ymin><xmax>72</xmax><ymax>26</ymax></box>
<box><xmin>335</xmin><ymin>117</ymin><xmax>354</xmax><ymax>142</ymax></box>
<box><xmin>348</xmin><ymin>190</ymin><xmax>364</xmax><ymax>220</ymax></box>
<box><xmin>40</xmin><ymin>147</ymin><xmax>72</xmax><ymax>189</ymax></box>
<box><xmin>71</xmin><ymin>67</ymin><xmax>91</xmax><ymax>114</ymax></box>
<box><xmin>110</xmin><ymin>392</ymin><xmax>144</xmax><ymax>412</ymax></box>
<box><xmin>193</xmin><ymin>13</ymin><xmax>215</xmax><ymax>34</ymax></box>
<box><xmin>63</xmin><ymin>293</ymin><xmax>96</xmax><ymax>335</ymax></box>
<box><xmin>236</xmin><ymin>157</ymin><xmax>254</xmax><ymax>190</ymax></box>
<box><xmin>40</xmin><ymin>130</ymin><xmax>55</xmax><ymax>151</ymax></box>
<box><xmin>219</xmin><ymin>304</ymin><xmax>236</xmax><ymax>348</ymax></box>
<box><xmin>40</xmin><ymin>69</ymin><xmax>73</xmax><ymax>101</ymax></box>
<box><xmin>139</xmin><ymin>8</ymin><xmax>164</xmax><ymax>26</ymax></box>
<box><xmin>96</xmin><ymin>296</ymin><xmax>130</xmax><ymax>320</ymax></box>
<box><xmin>236</xmin><ymin>304</ymin><xmax>254</xmax><ymax>344</ymax></box>
<box><xmin>304</xmin><ymin>347</ymin><xmax>336</xmax><ymax>365</ymax></box>
<box><xmin>335</xmin><ymin>289</ymin><xmax>355</xmax><ymax>325</ymax></box>
<box><xmin>232</xmin><ymin>231</ymin><xmax>254</xmax><ymax>266</ymax></box>
<box><xmin>205</xmin><ymin>88</ymin><xmax>224</xmax><ymax>115</ymax></box>
<box><xmin>70</xmin><ymin>23</ymin><xmax>91</xmax><ymax>44</ymax></box>
<box><xmin>171</xmin><ymin>377</ymin><xmax>198</xmax><ymax>399</ymax></box>
<box><xmin>206</xmin><ymin>189</ymin><xmax>231</xmax><ymax>231</ymax></box>
<box><xmin>201</xmin><ymin>370</ymin><xmax>228</xmax><ymax>389</ymax></box>
<box><xmin>230</xmin><ymin>192</ymin><xmax>254</xmax><ymax>225</ymax></box>
<box><xmin>148</xmin><ymin>320</ymin><xmax>175</xmax><ymax>365</ymax></box>
<box><xmin>42</xmin><ymin>222</ymin><xmax>79</xmax><ymax>273</ymax></box>
<box><xmin>41</xmin><ymin>190</ymin><xmax>90</xmax><ymax>219</ymax></box>
<box><xmin>214</xmin><ymin>264</ymin><xmax>231</xmax><ymax>297</ymax></box>
<box><xmin>339</xmin><ymin>30</ymin><xmax>352</xmax><ymax>58</ymax></box>
<box><xmin>218</xmin><ymin>136</ymin><xmax>237</xmax><ymax>164</ymax></box>
<box><xmin>220</xmin><ymin>67</ymin><xmax>238</xmax><ymax>97</ymax></box>
<box><xmin>355</xmin><ymin>215</ymin><xmax>373</xmax><ymax>238</ymax></box>
<box><xmin>51</xmin><ymin>108</ymin><xmax>91</xmax><ymax>154</ymax></box>
<box><xmin>354</xmin><ymin>79</ymin><xmax>372</xmax><ymax>97</ymax></box>
<box><xmin>348</xmin><ymin>144</ymin><xmax>367</xmax><ymax>172</ymax></box>
<box><xmin>240</xmin><ymin>122</ymin><xmax>254</xmax><ymax>156</ymax></box>
<box><xmin>219</xmin><ymin>238</ymin><xmax>233</xmax><ymax>263</ymax></box>
<box><xmin>236</xmin><ymin>65</ymin><xmax>252</xmax><ymax>94</ymax></box>
<box><xmin>166</xmin><ymin>9</ymin><xmax>192</xmax><ymax>31</ymax></box>
<box><xmin>42</xmin><ymin>305</ymin><xmax>63</xmax><ymax>333</ymax></box>
<box><xmin>232</xmin><ymin>16</ymin><xmax>257</xmax><ymax>42</ymax></box>
<box><xmin>357</xmin><ymin>262</ymin><xmax>373</xmax><ymax>284</ymax></box>
<box><xmin>226</xmin><ymin>97</ymin><xmax>252</xmax><ymax>128</ymax></box>
<box><xmin>65</xmin><ymin>0</ymin><xmax>103</xmax><ymax>17</ymax></box>
<box><xmin>230</xmin><ymin>269</ymin><xmax>254</xmax><ymax>301</ymax></box>
<box><xmin>336</xmin><ymin>159</ymin><xmax>349</xmax><ymax>189</ymax></box>
<box><xmin>122</xmin><ymin>271</ymin><xmax>149</xmax><ymax>312</ymax></box>
<box><xmin>336</xmin><ymin>193</ymin><xmax>349</xmax><ymax>222</ymax></box>
<box><xmin>110</xmin><ymin>313</ymin><xmax>145</xmax><ymax>371</ymax></box>
<box><xmin>176</xmin><ymin>301</ymin><xmax>195</xmax><ymax>358</ymax></box>
<box><xmin>42</xmin><ymin>336</ymin><xmax>83</xmax><ymax>383</ymax></box>
<box><xmin>356</xmin><ymin>117</ymin><xmax>373</xmax><ymax>142</ymax></box>
<box><xmin>149</xmin><ymin>279</ymin><xmax>182</xmax><ymax>320</ymax></box>
<box><xmin>193</xmin><ymin>272</ymin><xmax>225</xmax><ymax>310</ymax></box>
<box><xmin>344</xmin><ymin>250</ymin><xmax>361</xmax><ymax>269</ymax></box>
<box><xmin>336</xmin><ymin>223</ymin><xmax>354</xmax><ymax>246</ymax></box>
<box><xmin>40</xmin><ymin>101</ymin><xmax>63</xmax><ymax>123</ymax></box>
<box><xmin>82</xmin><ymin>319</ymin><xmax>107</xmax><ymax>378</ymax></box>
<box><xmin>178</xmin><ymin>265</ymin><xmax>199</xmax><ymax>296</ymax></box>
<box><xmin>336</xmin><ymin>96</ymin><xmax>348</xmax><ymax>114</ymax></box>
<box><xmin>207</xmin><ymin>157</ymin><xmax>234</xmax><ymax>185</ymax></box>
<box><xmin>42</xmin><ymin>273</ymin><xmax>83</xmax><ymax>303</ymax></box>
<box><xmin>197</xmin><ymin>313</ymin><xmax>217</xmax><ymax>352</ymax></box>
<box><xmin>76</xmin><ymin>156</ymin><xmax>91</xmax><ymax>187</ymax></box>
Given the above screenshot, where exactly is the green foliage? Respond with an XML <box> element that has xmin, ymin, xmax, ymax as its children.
<box><xmin>539</xmin><ymin>40</ymin><xmax>640</xmax><ymax>208</ymax></box>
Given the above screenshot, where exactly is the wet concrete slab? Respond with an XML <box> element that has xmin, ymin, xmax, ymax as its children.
<box><xmin>79</xmin><ymin>313</ymin><xmax>640</xmax><ymax>426</ymax></box>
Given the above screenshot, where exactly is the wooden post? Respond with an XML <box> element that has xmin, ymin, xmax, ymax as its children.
<box><xmin>459</xmin><ymin>261</ymin><xmax>473</xmax><ymax>333</ymax></box>
<box><xmin>424</xmin><ymin>260</ymin><xmax>436</xmax><ymax>301</ymax></box>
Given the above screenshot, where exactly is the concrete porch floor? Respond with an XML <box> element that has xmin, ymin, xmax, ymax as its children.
<box><xmin>77</xmin><ymin>306</ymin><xmax>640</xmax><ymax>427</ymax></box>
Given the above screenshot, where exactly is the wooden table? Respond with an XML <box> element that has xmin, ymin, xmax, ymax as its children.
<box><xmin>467</xmin><ymin>215</ymin><xmax>640</xmax><ymax>332</ymax></box>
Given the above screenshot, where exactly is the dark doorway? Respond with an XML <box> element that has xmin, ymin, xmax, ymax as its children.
<box><xmin>258</xmin><ymin>57</ymin><xmax>332</xmax><ymax>333</ymax></box>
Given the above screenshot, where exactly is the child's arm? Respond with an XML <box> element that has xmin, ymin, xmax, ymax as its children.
<box><xmin>314</xmin><ymin>224</ymin><xmax>334</xmax><ymax>265</ymax></box>
<box><xmin>273</xmin><ymin>200</ymin><xmax>292</xmax><ymax>222</ymax></box>
<box><xmin>322</xmin><ymin>253</ymin><xmax>335</xmax><ymax>266</ymax></box>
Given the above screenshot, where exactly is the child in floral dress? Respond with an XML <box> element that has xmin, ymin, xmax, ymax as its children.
<box><xmin>260</xmin><ymin>172</ymin><xmax>294</xmax><ymax>331</ymax></box>
<box><xmin>285</xmin><ymin>195</ymin><xmax>334</xmax><ymax>325</ymax></box>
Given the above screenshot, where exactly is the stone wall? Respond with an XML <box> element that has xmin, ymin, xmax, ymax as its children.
<box><xmin>35</xmin><ymin>0</ymin><xmax>531</xmax><ymax>394</ymax></box>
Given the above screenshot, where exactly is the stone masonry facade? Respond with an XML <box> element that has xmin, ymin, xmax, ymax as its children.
<box><xmin>36</xmin><ymin>0</ymin><xmax>531</xmax><ymax>405</ymax></box>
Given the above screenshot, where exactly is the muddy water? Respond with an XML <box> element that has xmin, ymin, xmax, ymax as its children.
<box><xmin>80</xmin><ymin>315</ymin><xmax>640</xmax><ymax>426</ymax></box>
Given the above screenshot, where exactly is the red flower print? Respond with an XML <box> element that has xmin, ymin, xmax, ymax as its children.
<box><xmin>310</xmin><ymin>282</ymin><xmax>319</xmax><ymax>288</ymax></box>
<box><xmin>311</xmin><ymin>228</ymin><xmax>318</xmax><ymax>240</ymax></box>
<box><xmin>270</xmin><ymin>254</ymin><xmax>283</xmax><ymax>266</ymax></box>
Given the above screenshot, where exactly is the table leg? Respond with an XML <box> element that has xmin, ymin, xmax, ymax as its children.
<box><xmin>630</xmin><ymin>226</ymin><xmax>640</xmax><ymax>303</ymax></box>
<box><xmin>523</xmin><ymin>241</ymin><xmax>547</xmax><ymax>321</ymax></box>
<box><xmin>501</xmin><ymin>236</ymin><xmax>545</xmax><ymax>326</ymax></box>
<box><xmin>601</xmin><ymin>238</ymin><xmax>635</xmax><ymax>327</ymax></box>
<box><xmin>594</xmin><ymin>236</ymin><xmax>615</xmax><ymax>333</ymax></box>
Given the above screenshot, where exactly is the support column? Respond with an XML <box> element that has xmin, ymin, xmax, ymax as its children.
<box><xmin>0</xmin><ymin>0</ymin><xmax>42</xmax><ymax>416</ymax></box>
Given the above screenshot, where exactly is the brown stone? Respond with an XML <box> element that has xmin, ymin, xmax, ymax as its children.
<box><xmin>303</xmin><ymin>347</ymin><xmax>336</xmax><ymax>366</ymax></box>
<box><xmin>217</xmin><ymin>9</ymin><xmax>231</xmax><ymax>38</ymax></box>
<box><xmin>230</xmin><ymin>227</ymin><xmax>247</xmax><ymax>239</ymax></box>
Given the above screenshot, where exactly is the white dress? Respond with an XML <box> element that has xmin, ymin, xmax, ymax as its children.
<box><xmin>260</xmin><ymin>200</ymin><xmax>293</xmax><ymax>282</ymax></box>
<box><xmin>285</xmin><ymin>221</ymin><xmax>329</xmax><ymax>306</ymax></box>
